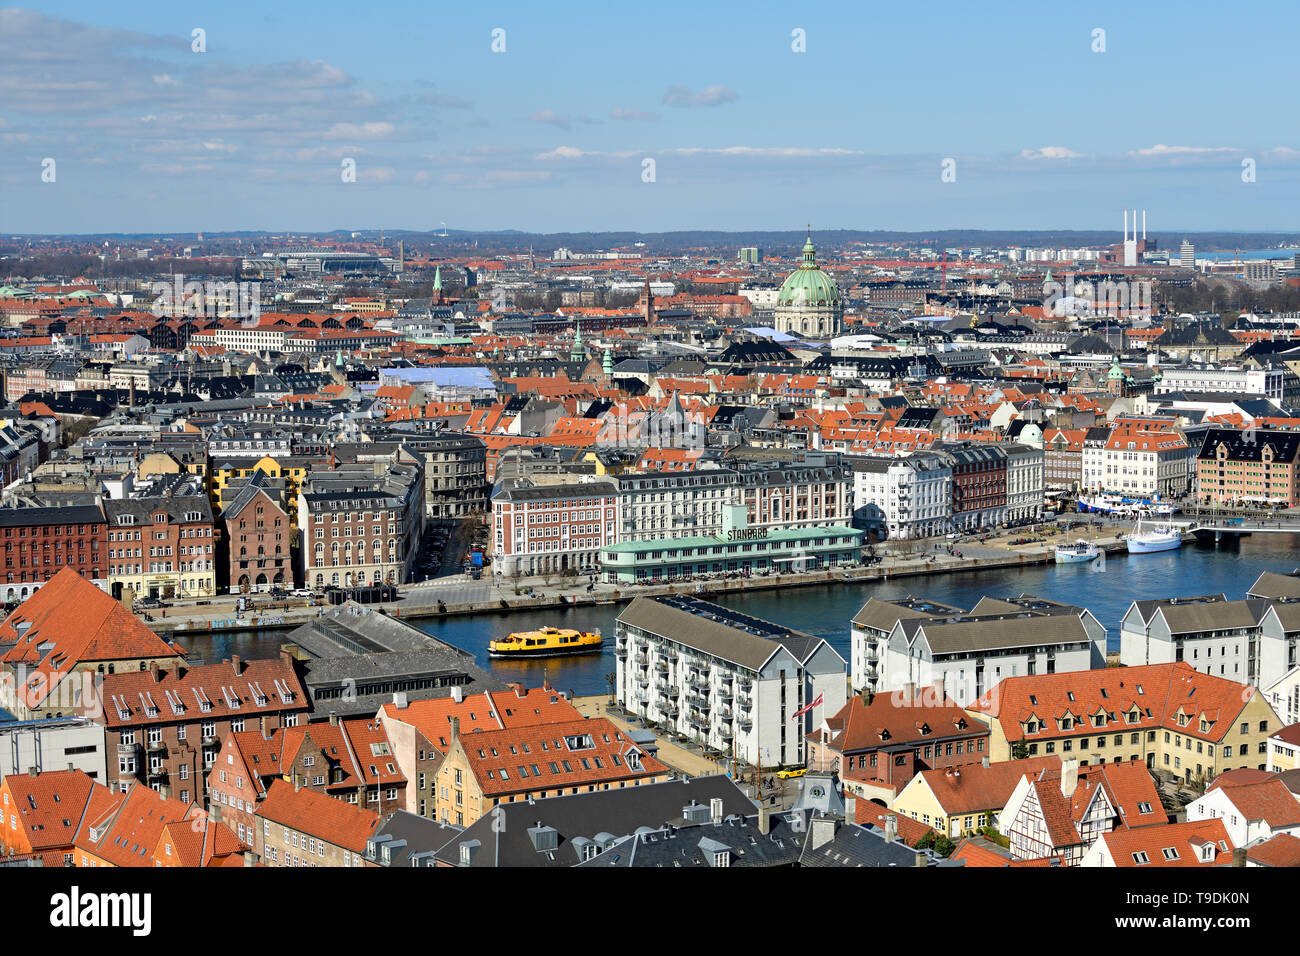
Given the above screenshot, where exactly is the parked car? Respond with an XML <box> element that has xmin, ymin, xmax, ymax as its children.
<box><xmin>292</xmin><ymin>588</ymin><xmax>314</xmax><ymax>597</ymax></box>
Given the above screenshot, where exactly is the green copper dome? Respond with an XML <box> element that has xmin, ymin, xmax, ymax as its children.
<box><xmin>777</xmin><ymin>235</ymin><xmax>840</xmax><ymax>308</ymax></box>
<box><xmin>1107</xmin><ymin>357</ymin><xmax>1126</xmax><ymax>380</ymax></box>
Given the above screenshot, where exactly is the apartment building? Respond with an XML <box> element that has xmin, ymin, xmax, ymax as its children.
<box><xmin>1086</xmin><ymin>418</ymin><xmax>1189</xmax><ymax>497</ymax></box>
<box><xmin>942</xmin><ymin>443</ymin><xmax>1007</xmax><ymax>531</ymax></box>
<box><xmin>491</xmin><ymin>477</ymin><xmax>618</xmax><ymax>578</ymax></box>
<box><xmin>1119</xmin><ymin>594</ymin><xmax>1268</xmax><ymax>682</ymax></box>
<box><xmin>99</xmin><ymin>652</ymin><xmax>308</xmax><ymax>800</ymax></box>
<box><xmin>253</xmin><ymin>778</ymin><xmax>380</xmax><ymax>868</ymax></box>
<box><xmin>849</xmin><ymin>596</ymin><xmax>965</xmax><ymax>694</ymax></box>
<box><xmin>432</xmin><ymin>715</ymin><xmax>668</xmax><ymax>827</ymax></box>
<box><xmin>1003</xmin><ymin>443</ymin><xmax>1045</xmax><ymax>522</ymax></box>
<box><xmin>877</xmin><ymin>596</ymin><xmax>1106</xmax><ymax>706</ymax></box>
<box><xmin>615</xmin><ymin>595</ymin><xmax>847</xmax><ymax>767</ymax></box>
<box><xmin>611</xmin><ymin>467</ymin><xmax>737</xmax><ymax>543</ymax></box>
<box><xmin>1196</xmin><ymin>428</ymin><xmax>1300</xmax><ymax>506</ymax></box>
<box><xmin>298</xmin><ymin>458</ymin><xmax>424</xmax><ymax>589</ymax></box>
<box><xmin>104</xmin><ymin>474</ymin><xmax>217</xmax><ymax>600</ymax></box>
<box><xmin>968</xmin><ymin>662</ymin><xmax>1281</xmax><ymax>784</ymax></box>
<box><xmin>391</xmin><ymin>431</ymin><xmax>489</xmax><ymax>521</ymax></box>
<box><xmin>851</xmin><ymin>452</ymin><xmax>951</xmax><ymax>540</ymax></box>
<box><xmin>377</xmin><ymin>684</ymin><xmax>584</xmax><ymax>818</ymax></box>
<box><xmin>0</xmin><ymin>503</ymin><xmax>107</xmax><ymax>600</ymax></box>
<box><xmin>221</xmin><ymin>468</ymin><xmax>294</xmax><ymax>593</ymax></box>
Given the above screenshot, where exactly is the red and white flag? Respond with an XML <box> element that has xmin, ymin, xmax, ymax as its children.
<box><xmin>792</xmin><ymin>692</ymin><xmax>823</xmax><ymax>721</ymax></box>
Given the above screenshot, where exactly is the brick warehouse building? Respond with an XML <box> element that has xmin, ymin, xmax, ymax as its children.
<box><xmin>97</xmin><ymin>652</ymin><xmax>309</xmax><ymax>802</ymax></box>
<box><xmin>0</xmin><ymin>503</ymin><xmax>107</xmax><ymax>601</ymax></box>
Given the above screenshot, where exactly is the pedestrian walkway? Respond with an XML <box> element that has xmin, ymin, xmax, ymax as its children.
<box><xmin>571</xmin><ymin>695</ymin><xmax>729</xmax><ymax>778</ymax></box>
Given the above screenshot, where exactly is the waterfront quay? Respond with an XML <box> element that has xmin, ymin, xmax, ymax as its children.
<box><xmin>146</xmin><ymin>521</ymin><xmax>1142</xmax><ymax>639</ymax></box>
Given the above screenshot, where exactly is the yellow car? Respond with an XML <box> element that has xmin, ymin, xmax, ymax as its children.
<box><xmin>776</xmin><ymin>767</ymin><xmax>807</xmax><ymax>779</ymax></box>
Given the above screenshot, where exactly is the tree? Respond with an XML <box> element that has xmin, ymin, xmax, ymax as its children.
<box><xmin>1011</xmin><ymin>742</ymin><xmax>1031</xmax><ymax>760</ymax></box>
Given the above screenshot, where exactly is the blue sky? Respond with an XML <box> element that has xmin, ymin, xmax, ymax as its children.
<box><xmin>3</xmin><ymin>0</ymin><xmax>1299</xmax><ymax>235</ymax></box>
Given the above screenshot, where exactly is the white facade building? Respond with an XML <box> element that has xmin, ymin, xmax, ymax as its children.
<box><xmin>851</xmin><ymin>453</ymin><xmax>952</xmax><ymax>540</ymax></box>
<box><xmin>615</xmin><ymin>595</ymin><xmax>847</xmax><ymax>767</ymax></box>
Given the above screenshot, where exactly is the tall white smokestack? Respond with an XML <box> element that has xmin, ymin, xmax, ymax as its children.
<box><xmin>1123</xmin><ymin>210</ymin><xmax>1128</xmax><ymax>242</ymax></box>
<box><xmin>1142</xmin><ymin>210</ymin><xmax>1147</xmax><ymax>241</ymax></box>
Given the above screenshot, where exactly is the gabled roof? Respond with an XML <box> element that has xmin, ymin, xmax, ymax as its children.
<box><xmin>255</xmin><ymin>778</ymin><xmax>381</xmax><ymax>852</ymax></box>
<box><xmin>1096</xmin><ymin>819</ymin><xmax>1234</xmax><ymax>867</ymax></box>
<box><xmin>0</xmin><ymin>569</ymin><xmax>181</xmax><ymax>708</ymax></box>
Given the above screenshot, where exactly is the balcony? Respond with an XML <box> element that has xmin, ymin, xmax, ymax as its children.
<box><xmin>738</xmin><ymin>695</ymin><xmax>753</xmax><ymax>710</ymax></box>
<box><xmin>633</xmin><ymin>653</ymin><xmax>649</xmax><ymax>666</ymax></box>
<box><xmin>635</xmin><ymin>675</ymin><xmax>650</xmax><ymax>687</ymax></box>
<box><xmin>147</xmin><ymin>739</ymin><xmax>167</xmax><ymax>753</ymax></box>
<box><xmin>718</xmin><ymin>707</ymin><xmax>734</xmax><ymax>722</ymax></box>
<box><xmin>614</xmin><ymin>645</ymin><xmax>627</xmax><ymax>659</ymax></box>
<box><xmin>738</xmin><ymin>716</ymin><xmax>753</xmax><ymax>732</ymax></box>
<box><xmin>117</xmin><ymin>742</ymin><xmax>140</xmax><ymax>756</ymax></box>
<box><xmin>661</xmin><ymin>702</ymin><xmax>679</xmax><ymax>717</ymax></box>
<box><xmin>654</xmin><ymin>659</ymin><xmax>668</xmax><ymax>674</ymax></box>
<box><xmin>633</xmin><ymin>690</ymin><xmax>649</xmax><ymax>703</ymax></box>
<box><xmin>738</xmin><ymin>677</ymin><xmax>753</xmax><ymax>692</ymax></box>
<box><xmin>688</xmin><ymin>714</ymin><xmax>709</xmax><ymax>731</ymax></box>
<box><xmin>147</xmin><ymin>765</ymin><xmax>168</xmax><ymax>781</ymax></box>
<box><xmin>718</xmin><ymin>687</ymin><xmax>733</xmax><ymax>703</ymax></box>
<box><xmin>686</xmin><ymin>694</ymin><xmax>710</xmax><ymax>711</ymax></box>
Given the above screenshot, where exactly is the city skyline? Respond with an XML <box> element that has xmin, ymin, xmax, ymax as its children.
<box><xmin>4</xmin><ymin>1</ymin><xmax>1300</xmax><ymax>234</ymax></box>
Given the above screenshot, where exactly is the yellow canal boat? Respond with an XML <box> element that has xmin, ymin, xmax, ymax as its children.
<box><xmin>488</xmin><ymin>626</ymin><xmax>602</xmax><ymax>659</ymax></box>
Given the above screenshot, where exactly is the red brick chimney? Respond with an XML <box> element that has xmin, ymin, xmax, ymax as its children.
<box><xmin>150</xmin><ymin>661</ymin><xmax>162</xmax><ymax>683</ymax></box>
<box><xmin>231</xmin><ymin>655</ymin><xmax>242</xmax><ymax>676</ymax></box>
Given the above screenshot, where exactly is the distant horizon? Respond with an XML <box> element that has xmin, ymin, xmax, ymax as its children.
<box><xmin>6</xmin><ymin>2</ymin><xmax>1300</xmax><ymax>232</ymax></box>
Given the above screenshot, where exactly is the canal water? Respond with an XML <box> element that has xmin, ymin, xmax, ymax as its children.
<box><xmin>178</xmin><ymin>534</ymin><xmax>1300</xmax><ymax>698</ymax></box>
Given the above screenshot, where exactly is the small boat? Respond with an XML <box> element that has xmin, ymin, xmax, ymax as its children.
<box><xmin>488</xmin><ymin>626</ymin><xmax>602</xmax><ymax>659</ymax></box>
<box><xmin>1126</xmin><ymin>518</ymin><xmax>1183</xmax><ymax>554</ymax></box>
<box><xmin>1054</xmin><ymin>539</ymin><xmax>1100</xmax><ymax>563</ymax></box>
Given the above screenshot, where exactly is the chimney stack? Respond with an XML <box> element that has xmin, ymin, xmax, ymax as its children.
<box><xmin>450</xmin><ymin>686</ymin><xmax>463</xmax><ymax>704</ymax></box>
<box><xmin>1061</xmin><ymin>758</ymin><xmax>1080</xmax><ymax>799</ymax></box>
<box><xmin>710</xmin><ymin>797</ymin><xmax>723</xmax><ymax>826</ymax></box>
<box><xmin>244</xmin><ymin>851</ymin><xmax>259</xmax><ymax>867</ymax></box>
<box><xmin>329</xmin><ymin>712</ymin><xmax>338</xmax><ymax>727</ymax></box>
<box><xmin>150</xmin><ymin>661</ymin><xmax>161</xmax><ymax>683</ymax></box>
<box><xmin>1232</xmin><ymin>847</ymin><xmax>1246</xmax><ymax>867</ymax></box>
<box><xmin>884</xmin><ymin>814</ymin><xmax>898</xmax><ymax>844</ymax></box>
<box><xmin>28</xmin><ymin>766</ymin><xmax>38</xmax><ymax>778</ymax></box>
<box><xmin>210</xmin><ymin>804</ymin><xmax>222</xmax><ymax>824</ymax></box>
<box><xmin>914</xmin><ymin>851</ymin><xmax>928</xmax><ymax>867</ymax></box>
<box><xmin>449</xmin><ymin>716</ymin><xmax>460</xmax><ymax>742</ymax></box>
<box><xmin>757</xmin><ymin>805</ymin><xmax>771</xmax><ymax>835</ymax></box>
<box><xmin>982</xmin><ymin>755</ymin><xmax>990</xmax><ymax>769</ymax></box>
<box><xmin>231</xmin><ymin>655</ymin><xmax>242</xmax><ymax>676</ymax></box>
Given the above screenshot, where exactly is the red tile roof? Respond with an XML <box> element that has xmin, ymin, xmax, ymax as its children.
<box><xmin>98</xmin><ymin>653</ymin><xmax>306</xmax><ymax>729</ymax></box>
<box><xmin>1208</xmin><ymin>778</ymin><xmax>1300</xmax><ymax>828</ymax></box>
<box><xmin>0</xmin><ymin>769</ymin><xmax>100</xmax><ymax>861</ymax></box>
<box><xmin>1246</xmin><ymin>832</ymin><xmax>1300</xmax><ymax>867</ymax></box>
<box><xmin>255</xmin><ymin>778</ymin><xmax>380</xmax><ymax>852</ymax></box>
<box><xmin>378</xmin><ymin>684</ymin><xmax>581</xmax><ymax>756</ymax></box>
<box><xmin>970</xmin><ymin>661</ymin><xmax>1256</xmax><ymax>745</ymax></box>
<box><xmin>1</xmin><ymin>568</ymin><xmax>181</xmax><ymax>709</ymax></box>
<box><xmin>914</xmin><ymin>756</ymin><xmax>1061</xmax><ymax>816</ymax></box>
<box><xmin>458</xmin><ymin>717</ymin><xmax>666</xmax><ymax>797</ymax></box>
<box><xmin>74</xmin><ymin>782</ymin><xmax>197</xmax><ymax>867</ymax></box>
<box><xmin>1095</xmin><ymin>819</ymin><xmax>1234</xmax><ymax>867</ymax></box>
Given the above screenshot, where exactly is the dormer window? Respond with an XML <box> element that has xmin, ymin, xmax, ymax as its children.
<box><xmin>1200</xmin><ymin>844</ymin><xmax>1215</xmax><ymax>863</ymax></box>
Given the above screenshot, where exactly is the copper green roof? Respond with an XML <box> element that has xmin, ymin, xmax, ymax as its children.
<box><xmin>777</xmin><ymin>234</ymin><xmax>840</xmax><ymax>308</ymax></box>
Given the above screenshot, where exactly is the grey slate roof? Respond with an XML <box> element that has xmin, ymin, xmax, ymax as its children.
<box><xmin>433</xmin><ymin>774</ymin><xmax>756</xmax><ymax>868</ymax></box>
<box><xmin>618</xmin><ymin>595</ymin><xmax>820</xmax><ymax>671</ymax></box>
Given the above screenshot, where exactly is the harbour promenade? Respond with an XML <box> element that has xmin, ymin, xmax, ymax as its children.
<box><xmin>145</xmin><ymin>520</ymin><xmax>1141</xmax><ymax>638</ymax></box>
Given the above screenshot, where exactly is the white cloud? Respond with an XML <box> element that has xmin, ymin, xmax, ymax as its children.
<box><xmin>663</xmin><ymin>84</ymin><xmax>739</xmax><ymax>108</ymax></box>
<box><xmin>610</xmin><ymin>108</ymin><xmax>659</xmax><ymax>122</ymax></box>
<box><xmin>536</xmin><ymin>145</ymin><xmax>587</xmax><ymax>160</ymax></box>
<box><xmin>1021</xmin><ymin>146</ymin><xmax>1083</xmax><ymax>160</ymax></box>
<box><xmin>323</xmin><ymin>121</ymin><xmax>395</xmax><ymax>141</ymax></box>
<box><xmin>1130</xmin><ymin>144</ymin><xmax>1238</xmax><ymax>156</ymax></box>
<box><xmin>152</xmin><ymin>74</ymin><xmax>179</xmax><ymax>87</ymax></box>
